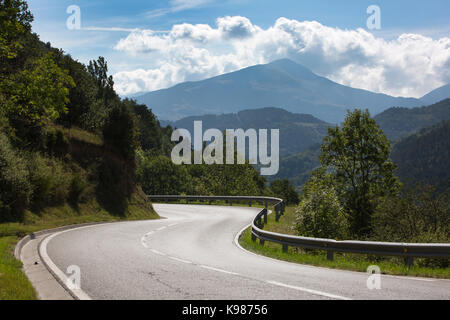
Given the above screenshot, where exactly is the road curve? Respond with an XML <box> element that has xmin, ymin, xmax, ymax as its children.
<box><xmin>45</xmin><ymin>204</ymin><xmax>450</xmax><ymax>300</ymax></box>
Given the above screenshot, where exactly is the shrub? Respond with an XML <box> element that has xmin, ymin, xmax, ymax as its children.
<box><xmin>294</xmin><ymin>185</ymin><xmax>349</xmax><ymax>240</ymax></box>
<box><xmin>27</xmin><ymin>154</ymin><xmax>71</xmax><ymax>208</ymax></box>
<box><xmin>0</xmin><ymin>132</ymin><xmax>31</xmax><ymax>221</ymax></box>
<box><xmin>69</xmin><ymin>174</ymin><xmax>88</xmax><ymax>204</ymax></box>
<box><xmin>294</xmin><ymin>169</ymin><xmax>349</xmax><ymax>239</ymax></box>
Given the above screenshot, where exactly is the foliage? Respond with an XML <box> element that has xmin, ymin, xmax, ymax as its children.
<box><xmin>2</xmin><ymin>53</ymin><xmax>74</xmax><ymax>144</ymax></box>
<box><xmin>374</xmin><ymin>99</ymin><xmax>450</xmax><ymax>142</ymax></box>
<box><xmin>137</xmin><ymin>154</ymin><xmax>188</xmax><ymax>195</ymax></box>
<box><xmin>319</xmin><ymin>109</ymin><xmax>400</xmax><ymax>236</ymax></box>
<box><xmin>372</xmin><ymin>184</ymin><xmax>449</xmax><ymax>244</ymax></box>
<box><xmin>0</xmin><ymin>132</ymin><xmax>31</xmax><ymax>222</ymax></box>
<box><xmin>87</xmin><ymin>56</ymin><xmax>116</xmax><ymax>105</ymax></box>
<box><xmin>269</xmin><ymin>179</ymin><xmax>299</xmax><ymax>205</ymax></box>
<box><xmin>294</xmin><ymin>169</ymin><xmax>348</xmax><ymax>239</ymax></box>
<box><xmin>103</xmin><ymin>102</ymin><xmax>139</xmax><ymax>161</ymax></box>
<box><xmin>391</xmin><ymin>119</ymin><xmax>450</xmax><ymax>190</ymax></box>
<box><xmin>0</xmin><ymin>0</ymin><xmax>33</xmax><ymax>74</ymax></box>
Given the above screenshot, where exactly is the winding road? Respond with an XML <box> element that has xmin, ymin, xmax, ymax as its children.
<box><xmin>44</xmin><ymin>204</ymin><xmax>449</xmax><ymax>300</ymax></box>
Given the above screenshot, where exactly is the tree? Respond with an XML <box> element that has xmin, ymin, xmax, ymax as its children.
<box><xmin>319</xmin><ymin>109</ymin><xmax>400</xmax><ymax>236</ymax></box>
<box><xmin>88</xmin><ymin>56</ymin><xmax>116</xmax><ymax>105</ymax></box>
<box><xmin>2</xmin><ymin>53</ymin><xmax>74</xmax><ymax>144</ymax></box>
<box><xmin>137</xmin><ymin>154</ymin><xmax>188</xmax><ymax>195</ymax></box>
<box><xmin>0</xmin><ymin>0</ymin><xmax>33</xmax><ymax>75</ymax></box>
<box><xmin>102</xmin><ymin>102</ymin><xmax>138</xmax><ymax>161</ymax></box>
<box><xmin>269</xmin><ymin>179</ymin><xmax>299</xmax><ymax>205</ymax></box>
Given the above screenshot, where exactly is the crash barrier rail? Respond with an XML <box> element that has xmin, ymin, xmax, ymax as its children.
<box><xmin>148</xmin><ymin>195</ymin><xmax>450</xmax><ymax>266</ymax></box>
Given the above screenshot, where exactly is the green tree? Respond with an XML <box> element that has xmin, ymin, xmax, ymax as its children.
<box><xmin>319</xmin><ymin>109</ymin><xmax>400</xmax><ymax>236</ymax></box>
<box><xmin>88</xmin><ymin>56</ymin><xmax>116</xmax><ymax>106</ymax></box>
<box><xmin>137</xmin><ymin>154</ymin><xmax>188</xmax><ymax>195</ymax></box>
<box><xmin>269</xmin><ymin>179</ymin><xmax>299</xmax><ymax>205</ymax></box>
<box><xmin>102</xmin><ymin>102</ymin><xmax>139</xmax><ymax>161</ymax></box>
<box><xmin>2</xmin><ymin>53</ymin><xmax>74</xmax><ymax>144</ymax></box>
<box><xmin>0</xmin><ymin>0</ymin><xmax>33</xmax><ymax>75</ymax></box>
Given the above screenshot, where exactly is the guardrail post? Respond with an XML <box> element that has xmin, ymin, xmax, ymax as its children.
<box><xmin>282</xmin><ymin>244</ymin><xmax>288</xmax><ymax>253</ymax></box>
<box><xmin>257</xmin><ymin>217</ymin><xmax>263</xmax><ymax>229</ymax></box>
<box><xmin>326</xmin><ymin>250</ymin><xmax>334</xmax><ymax>261</ymax></box>
<box><xmin>405</xmin><ymin>256</ymin><xmax>414</xmax><ymax>267</ymax></box>
<box><xmin>275</xmin><ymin>207</ymin><xmax>280</xmax><ymax>222</ymax></box>
<box><xmin>251</xmin><ymin>233</ymin><xmax>256</xmax><ymax>242</ymax></box>
<box><xmin>263</xmin><ymin>210</ymin><xmax>268</xmax><ymax>223</ymax></box>
<box><xmin>249</xmin><ymin>200</ymin><xmax>252</xmax><ymax>207</ymax></box>
<box><xmin>229</xmin><ymin>199</ymin><xmax>232</xmax><ymax>206</ymax></box>
<box><xmin>260</xmin><ymin>239</ymin><xmax>265</xmax><ymax>246</ymax></box>
<box><xmin>265</xmin><ymin>200</ymin><xmax>268</xmax><ymax>209</ymax></box>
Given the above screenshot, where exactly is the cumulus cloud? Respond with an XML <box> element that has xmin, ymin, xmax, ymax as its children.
<box><xmin>113</xmin><ymin>16</ymin><xmax>450</xmax><ymax>98</ymax></box>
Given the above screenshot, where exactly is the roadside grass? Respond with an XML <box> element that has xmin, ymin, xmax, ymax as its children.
<box><xmin>239</xmin><ymin>206</ymin><xmax>450</xmax><ymax>279</ymax></box>
<box><xmin>0</xmin><ymin>198</ymin><xmax>159</xmax><ymax>300</ymax></box>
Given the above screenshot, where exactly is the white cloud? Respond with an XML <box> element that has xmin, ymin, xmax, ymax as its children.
<box><xmin>113</xmin><ymin>16</ymin><xmax>450</xmax><ymax>98</ymax></box>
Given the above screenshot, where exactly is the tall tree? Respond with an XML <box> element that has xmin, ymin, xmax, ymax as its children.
<box><xmin>319</xmin><ymin>109</ymin><xmax>400</xmax><ymax>236</ymax></box>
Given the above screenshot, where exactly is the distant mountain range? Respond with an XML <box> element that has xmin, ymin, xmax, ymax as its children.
<box><xmin>136</xmin><ymin>59</ymin><xmax>448</xmax><ymax>124</ymax></box>
<box><xmin>162</xmin><ymin>107</ymin><xmax>330</xmax><ymax>157</ymax></box>
<box><xmin>420</xmin><ymin>84</ymin><xmax>450</xmax><ymax>106</ymax></box>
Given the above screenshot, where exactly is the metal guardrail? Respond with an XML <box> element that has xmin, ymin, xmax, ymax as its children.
<box><xmin>148</xmin><ymin>195</ymin><xmax>450</xmax><ymax>266</ymax></box>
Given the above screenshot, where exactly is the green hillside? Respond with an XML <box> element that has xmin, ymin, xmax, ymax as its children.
<box><xmin>391</xmin><ymin>120</ymin><xmax>450</xmax><ymax>189</ymax></box>
<box><xmin>374</xmin><ymin>99</ymin><xmax>450</xmax><ymax>141</ymax></box>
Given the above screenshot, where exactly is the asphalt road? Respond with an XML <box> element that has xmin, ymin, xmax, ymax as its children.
<box><xmin>46</xmin><ymin>204</ymin><xmax>450</xmax><ymax>300</ymax></box>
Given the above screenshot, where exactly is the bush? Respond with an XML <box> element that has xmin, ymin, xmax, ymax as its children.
<box><xmin>69</xmin><ymin>174</ymin><xmax>88</xmax><ymax>204</ymax></box>
<box><xmin>294</xmin><ymin>169</ymin><xmax>349</xmax><ymax>239</ymax></box>
<box><xmin>371</xmin><ymin>184</ymin><xmax>449</xmax><ymax>268</ymax></box>
<box><xmin>294</xmin><ymin>185</ymin><xmax>349</xmax><ymax>240</ymax></box>
<box><xmin>0</xmin><ymin>133</ymin><xmax>32</xmax><ymax>221</ymax></box>
<box><xmin>27</xmin><ymin>154</ymin><xmax>71</xmax><ymax>208</ymax></box>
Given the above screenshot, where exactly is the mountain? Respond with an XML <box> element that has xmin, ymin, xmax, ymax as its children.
<box><xmin>137</xmin><ymin>59</ymin><xmax>422</xmax><ymax>124</ymax></box>
<box><xmin>420</xmin><ymin>84</ymin><xmax>450</xmax><ymax>105</ymax></box>
<box><xmin>164</xmin><ymin>107</ymin><xmax>331</xmax><ymax>157</ymax></box>
<box><xmin>374</xmin><ymin>99</ymin><xmax>450</xmax><ymax>141</ymax></box>
<box><xmin>391</xmin><ymin>119</ymin><xmax>450</xmax><ymax>190</ymax></box>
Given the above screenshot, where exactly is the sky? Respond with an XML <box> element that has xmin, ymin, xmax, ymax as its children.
<box><xmin>28</xmin><ymin>0</ymin><xmax>450</xmax><ymax>98</ymax></box>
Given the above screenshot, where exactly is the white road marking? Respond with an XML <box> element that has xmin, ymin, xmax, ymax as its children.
<box><xmin>156</xmin><ymin>226</ymin><xmax>167</xmax><ymax>231</ymax></box>
<box><xmin>266</xmin><ymin>280</ymin><xmax>351</xmax><ymax>300</ymax></box>
<box><xmin>200</xmin><ymin>265</ymin><xmax>239</xmax><ymax>275</ymax></box>
<box><xmin>145</xmin><ymin>231</ymin><xmax>154</xmax><ymax>236</ymax></box>
<box><xmin>141</xmin><ymin>237</ymin><xmax>148</xmax><ymax>248</ymax></box>
<box><xmin>168</xmin><ymin>223</ymin><xmax>178</xmax><ymax>227</ymax></box>
<box><xmin>169</xmin><ymin>256</ymin><xmax>193</xmax><ymax>264</ymax></box>
<box><xmin>150</xmin><ymin>249</ymin><xmax>166</xmax><ymax>256</ymax></box>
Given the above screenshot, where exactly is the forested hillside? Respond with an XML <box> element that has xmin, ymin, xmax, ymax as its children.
<box><xmin>391</xmin><ymin>120</ymin><xmax>450</xmax><ymax>189</ymax></box>
<box><xmin>164</xmin><ymin>107</ymin><xmax>330</xmax><ymax>156</ymax></box>
<box><xmin>374</xmin><ymin>99</ymin><xmax>450</xmax><ymax>141</ymax></box>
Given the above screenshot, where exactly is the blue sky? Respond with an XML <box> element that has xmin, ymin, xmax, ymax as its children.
<box><xmin>28</xmin><ymin>0</ymin><xmax>450</xmax><ymax>97</ymax></box>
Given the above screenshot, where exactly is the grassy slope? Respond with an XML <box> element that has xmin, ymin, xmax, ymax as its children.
<box><xmin>239</xmin><ymin>206</ymin><xmax>450</xmax><ymax>279</ymax></box>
